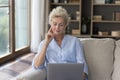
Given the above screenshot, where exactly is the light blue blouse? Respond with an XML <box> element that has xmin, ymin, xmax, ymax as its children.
<box><xmin>32</xmin><ymin>35</ymin><xmax>88</xmax><ymax>74</ymax></box>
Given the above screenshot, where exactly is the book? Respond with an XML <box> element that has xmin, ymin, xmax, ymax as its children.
<box><xmin>114</xmin><ymin>12</ymin><xmax>120</xmax><ymax>21</ymax></box>
<box><xmin>69</xmin><ymin>0</ymin><xmax>79</xmax><ymax>3</ymax></box>
<box><xmin>115</xmin><ymin>1</ymin><xmax>120</xmax><ymax>4</ymax></box>
<box><xmin>98</xmin><ymin>31</ymin><xmax>109</xmax><ymax>36</ymax></box>
<box><xmin>93</xmin><ymin>15</ymin><xmax>102</xmax><ymax>21</ymax></box>
<box><xmin>93</xmin><ymin>0</ymin><xmax>105</xmax><ymax>4</ymax></box>
<box><xmin>72</xmin><ymin>29</ymin><xmax>80</xmax><ymax>35</ymax></box>
<box><xmin>111</xmin><ymin>31</ymin><xmax>120</xmax><ymax>36</ymax></box>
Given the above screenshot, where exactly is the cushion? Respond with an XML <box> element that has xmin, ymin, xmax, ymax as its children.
<box><xmin>112</xmin><ymin>40</ymin><xmax>120</xmax><ymax>80</ymax></box>
<box><xmin>12</xmin><ymin>68</ymin><xmax>46</xmax><ymax>80</ymax></box>
<box><xmin>80</xmin><ymin>38</ymin><xmax>115</xmax><ymax>80</ymax></box>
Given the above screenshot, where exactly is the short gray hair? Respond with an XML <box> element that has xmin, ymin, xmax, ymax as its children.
<box><xmin>49</xmin><ymin>6</ymin><xmax>69</xmax><ymax>25</ymax></box>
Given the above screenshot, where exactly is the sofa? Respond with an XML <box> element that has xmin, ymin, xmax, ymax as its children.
<box><xmin>13</xmin><ymin>38</ymin><xmax>120</xmax><ymax>80</ymax></box>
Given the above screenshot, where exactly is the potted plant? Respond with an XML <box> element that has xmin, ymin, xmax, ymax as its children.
<box><xmin>81</xmin><ymin>17</ymin><xmax>91</xmax><ymax>34</ymax></box>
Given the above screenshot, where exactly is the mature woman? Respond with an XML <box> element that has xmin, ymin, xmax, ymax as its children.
<box><xmin>32</xmin><ymin>6</ymin><xmax>88</xmax><ymax>80</ymax></box>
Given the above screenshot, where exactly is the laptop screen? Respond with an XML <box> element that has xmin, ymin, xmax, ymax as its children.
<box><xmin>47</xmin><ymin>63</ymin><xmax>84</xmax><ymax>80</ymax></box>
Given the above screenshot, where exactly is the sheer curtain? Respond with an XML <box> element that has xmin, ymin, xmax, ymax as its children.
<box><xmin>31</xmin><ymin>0</ymin><xmax>48</xmax><ymax>53</ymax></box>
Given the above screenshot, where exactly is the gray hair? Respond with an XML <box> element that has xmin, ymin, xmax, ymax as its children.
<box><xmin>49</xmin><ymin>6</ymin><xmax>69</xmax><ymax>25</ymax></box>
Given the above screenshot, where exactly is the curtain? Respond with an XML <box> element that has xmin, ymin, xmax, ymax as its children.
<box><xmin>31</xmin><ymin>0</ymin><xmax>49</xmax><ymax>53</ymax></box>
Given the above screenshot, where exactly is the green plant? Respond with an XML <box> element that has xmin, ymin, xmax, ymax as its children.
<box><xmin>81</xmin><ymin>17</ymin><xmax>91</xmax><ymax>25</ymax></box>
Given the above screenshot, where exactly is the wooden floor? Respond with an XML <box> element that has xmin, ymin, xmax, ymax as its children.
<box><xmin>0</xmin><ymin>53</ymin><xmax>35</xmax><ymax>80</ymax></box>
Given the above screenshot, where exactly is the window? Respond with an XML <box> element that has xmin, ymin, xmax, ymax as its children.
<box><xmin>15</xmin><ymin>0</ymin><xmax>29</xmax><ymax>50</ymax></box>
<box><xmin>0</xmin><ymin>0</ymin><xmax>9</xmax><ymax>56</ymax></box>
<box><xmin>0</xmin><ymin>0</ymin><xmax>30</xmax><ymax>63</ymax></box>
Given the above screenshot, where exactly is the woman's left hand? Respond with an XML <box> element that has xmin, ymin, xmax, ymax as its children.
<box><xmin>83</xmin><ymin>72</ymin><xmax>87</xmax><ymax>80</ymax></box>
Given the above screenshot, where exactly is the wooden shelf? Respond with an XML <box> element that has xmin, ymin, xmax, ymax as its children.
<box><xmin>92</xmin><ymin>20</ymin><xmax>120</xmax><ymax>23</ymax></box>
<box><xmin>72</xmin><ymin>34</ymin><xmax>91</xmax><ymax>38</ymax></box>
<box><xmin>70</xmin><ymin>20</ymin><xmax>80</xmax><ymax>22</ymax></box>
<box><xmin>49</xmin><ymin>0</ymin><xmax>82</xmax><ymax>38</ymax></box>
<box><xmin>91</xmin><ymin>0</ymin><xmax>120</xmax><ymax>39</ymax></box>
<box><xmin>92</xmin><ymin>35</ymin><xmax>120</xmax><ymax>38</ymax></box>
<box><xmin>48</xmin><ymin>0</ymin><xmax>120</xmax><ymax>39</ymax></box>
<box><xmin>93</xmin><ymin>3</ymin><xmax>120</xmax><ymax>6</ymax></box>
<box><xmin>51</xmin><ymin>3</ymin><xmax>80</xmax><ymax>5</ymax></box>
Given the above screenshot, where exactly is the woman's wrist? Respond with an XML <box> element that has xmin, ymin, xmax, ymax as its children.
<box><xmin>44</xmin><ymin>40</ymin><xmax>50</xmax><ymax>47</ymax></box>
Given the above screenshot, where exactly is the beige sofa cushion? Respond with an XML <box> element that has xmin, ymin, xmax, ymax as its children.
<box><xmin>112</xmin><ymin>40</ymin><xmax>120</xmax><ymax>80</ymax></box>
<box><xmin>12</xmin><ymin>68</ymin><xmax>46</xmax><ymax>80</ymax></box>
<box><xmin>80</xmin><ymin>38</ymin><xmax>115</xmax><ymax>80</ymax></box>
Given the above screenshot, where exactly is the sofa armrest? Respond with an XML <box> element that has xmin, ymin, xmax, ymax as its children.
<box><xmin>12</xmin><ymin>68</ymin><xmax>46</xmax><ymax>80</ymax></box>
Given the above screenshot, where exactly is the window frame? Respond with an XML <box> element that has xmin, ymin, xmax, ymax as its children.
<box><xmin>0</xmin><ymin>0</ymin><xmax>31</xmax><ymax>64</ymax></box>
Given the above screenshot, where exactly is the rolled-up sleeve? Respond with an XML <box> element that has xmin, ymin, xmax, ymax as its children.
<box><xmin>32</xmin><ymin>41</ymin><xmax>47</xmax><ymax>70</ymax></box>
<box><xmin>75</xmin><ymin>38</ymin><xmax>88</xmax><ymax>75</ymax></box>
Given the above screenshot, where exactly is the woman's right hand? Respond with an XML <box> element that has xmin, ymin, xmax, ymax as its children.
<box><xmin>45</xmin><ymin>28</ymin><xmax>54</xmax><ymax>44</ymax></box>
<box><xmin>33</xmin><ymin>28</ymin><xmax>54</xmax><ymax>68</ymax></box>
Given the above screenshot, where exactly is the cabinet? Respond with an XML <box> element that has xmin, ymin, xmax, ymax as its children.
<box><xmin>49</xmin><ymin>0</ymin><xmax>83</xmax><ymax>37</ymax></box>
<box><xmin>48</xmin><ymin>0</ymin><xmax>120</xmax><ymax>38</ymax></box>
<box><xmin>91</xmin><ymin>0</ymin><xmax>120</xmax><ymax>38</ymax></box>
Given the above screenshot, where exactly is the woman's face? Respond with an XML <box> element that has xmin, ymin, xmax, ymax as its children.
<box><xmin>50</xmin><ymin>17</ymin><xmax>67</xmax><ymax>35</ymax></box>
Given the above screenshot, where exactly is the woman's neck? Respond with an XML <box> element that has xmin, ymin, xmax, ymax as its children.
<box><xmin>54</xmin><ymin>34</ymin><xmax>65</xmax><ymax>47</ymax></box>
<box><xmin>54</xmin><ymin>34</ymin><xmax>64</xmax><ymax>41</ymax></box>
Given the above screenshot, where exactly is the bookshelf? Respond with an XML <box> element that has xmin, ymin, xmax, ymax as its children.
<box><xmin>91</xmin><ymin>0</ymin><xmax>120</xmax><ymax>38</ymax></box>
<box><xmin>47</xmin><ymin>0</ymin><xmax>120</xmax><ymax>38</ymax></box>
<box><xmin>49</xmin><ymin>0</ymin><xmax>82</xmax><ymax>37</ymax></box>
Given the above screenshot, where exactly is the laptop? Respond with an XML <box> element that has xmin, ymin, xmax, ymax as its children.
<box><xmin>47</xmin><ymin>63</ymin><xmax>84</xmax><ymax>80</ymax></box>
